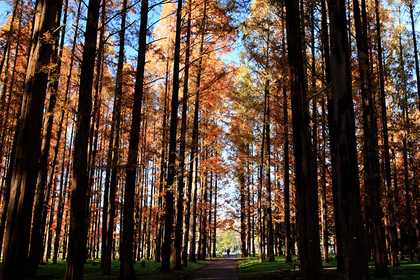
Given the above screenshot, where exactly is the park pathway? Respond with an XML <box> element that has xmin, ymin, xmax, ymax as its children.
<box><xmin>185</xmin><ymin>254</ymin><xmax>239</xmax><ymax>280</ymax></box>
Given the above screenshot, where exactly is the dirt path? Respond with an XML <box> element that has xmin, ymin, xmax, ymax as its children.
<box><xmin>185</xmin><ymin>256</ymin><xmax>239</xmax><ymax>280</ymax></box>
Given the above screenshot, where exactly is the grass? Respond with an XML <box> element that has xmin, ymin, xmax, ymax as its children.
<box><xmin>239</xmin><ymin>255</ymin><xmax>298</xmax><ymax>275</ymax></box>
<box><xmin>239</xmin><ymin>255</ymin><xmax>420</xmax><ymax>279</ymax></box>
<box><xmin>19</xmin><ymin>255</ymin><xmax>420</xmax><ymax>279</ymax></box>
<box><xmin>27</xmin><ymin>258</ymin><xmax>210</xmax><ymax>280</ymax></box>
<box><xmin>371</xmin><ymin>260</ymin><xmax>420</xmax><ymax>280</ymax></box>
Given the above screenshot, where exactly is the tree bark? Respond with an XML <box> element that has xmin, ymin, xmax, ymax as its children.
<box><xmin>375</xmin><ymin>0</ymin><xmax>399</xmax><ymax>267</ymax></box>
<box><xmin>285</xmin><ymin>1</ymin><xmax>322</xmax><ymax>278</ymax></box>
<box><xmin>0</xmin><ymin>2</ymin><xmax>24</xmax><ymax>258</ymax></box>
<box><xmin>52</xmin><ymin>112</ymin><xmax>69</xmax><ymax>264</ymax></box>
<box><xmin>239</xmin><ymin>152</ymin><xmax>247</xmax><ymax>258</ymax></box>
<box><xmin>0</xmin><ymin>0</ymin><xmax>20</xmax><ymax>167</ymax></box>
<box><xmin>407</xmin><ymin>0</ymin><xmax>420</xmax><ymax>110</ymax></box>
<box><xmin>283</xmin><ymin>81</ymin><xmax>292</xmax><ymax>264</ymax></box>
<box><xmin>213</xmin><ymin>174</ymin><xmax>217</xmax><ymax>258</ymax></box>
<box><xmin>65</xmin><ymin>0</ymin><xmax>100</xmax><ymax>278</ymax></box>
<box><xmin>0</xmin><ymin>0</ymin><xmax>62</xmax><ymax>278</ymax></box>
<box><xmin>160</xmin><ymin>0</ymin><xmax>183</xmax><ymax>272</ymax></box>
<box><xmin>120</xmin><ymin>0</ymin><xmax>148</xmax><ymax>279</ymax></box>
<box><xmin>28</xmin><ymin>3</ymin><xmax>63</xmax><ymax>273</ymax></box>
<box><xmin>258</xmin><ymin>93</ymin><xmax>265</xmax><ymax>263</ymax></box>
<box><xmin>327</xmin><ymin>0</ymin><xmax>369</xmax><ymax>279</ymax></box>
<box><xmin>352</xmin><ymin>0</ymin><xmax>389</xmax><ymax>276</ymax></box>
<box><xmin>188</xmin><ymin>0</ymin><xmax>207</xmax><ymax>263</ymax></box>
<box><xmin>173</xmin><ymin>0</ymin><xmax>191</xmax><ymax>268</ymax></box>
<box><xmin>264</xmin><ymin>81</ymin><xmax>274</xmax><ymax>262</ymax></box>
<box><xmin>181</xmin><ymin>1</ymin><xmax>193</xmax><ymax>267</ymax></box>
<box><xmin>103</xmin><ymin>0</ymin><xmax>127</xmax><ymax>273</ymax></box>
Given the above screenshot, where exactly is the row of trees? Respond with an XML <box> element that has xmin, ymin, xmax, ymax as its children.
<box><xmin>0</xmin><ymin>0</ymin><xmax>419</xmax><ymax>279</ymax></box>
<box><xmin>0</xmin><ymin>0</ymin><xmax>237</xmax><ymax>279</ymax></box>
<box><xmin>229</xmin><ymin>0</ymin><xmax>420</xmax><ymax>279</ymax></box>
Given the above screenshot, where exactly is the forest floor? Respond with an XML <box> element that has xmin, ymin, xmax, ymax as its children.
<box><xmin>23</xmin><ymin>255</ymin><xmax>420</xmax><ymax>279</ymax></box>
<box><xmin>29</xmin><ymin>259</ymin><xmax>210</xmax><ymax>280</ymax></box>
<box><xmin>238</xmin><ymin>256</ymin><xmax>420</xmax><ymax>280</ymax></box>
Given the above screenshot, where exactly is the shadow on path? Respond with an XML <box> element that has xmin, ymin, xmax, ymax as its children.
<box><xmin>185</xmin><ymin>256</ymin><xmax>238</xmax><ymax>280</ymax></box>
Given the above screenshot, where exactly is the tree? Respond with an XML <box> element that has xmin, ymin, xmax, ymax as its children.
<box><xmin>28</xmin><ymin>1</ymin><xmax>64</xmax><ymax>274</ymax></box>
<box><xmin>0</xmin><ymin>0</ymin><xmax>63</xmax><ymax>278</ymax></box>
<box><xmin>102</xmin><ymin>0</ymin><xmax>128</xmax><ymax>274</ymax></box>
<box><xmin>120</xmin><ymin>0</ymin><xmax>148</xmax><ymax>278</ymax></box>
<box><xmin>174</xmin><ymin>0</ymin><xmax>192</xmax><ymax>270</ymax></box>
<box><xmin>285</xmin><ymin>0</ymin><xmax>322</xmax><ymax>279</ymax></box>
<box><xmin>327</xmin><ymin>0</ymin><xmax>369</xmax><ymax>278</ymax></box>
<box><xmin>375</xmin><ymin>0</ymin><xmax>399</xmax><ymax>267</ymax></box>
<box><xmin>65</xmin><ymin>0</ymin><xmax>101</xmax><ymax>278</ymax></box>
<box><xmin>352</xmin><ymin>0</ymin><xmax>389</xmax><ymax>276</ymax></box>
<box><xmin>161</xmin><ymin>0</ymin><xmax>182</xmax><ymax>272</ymax></box>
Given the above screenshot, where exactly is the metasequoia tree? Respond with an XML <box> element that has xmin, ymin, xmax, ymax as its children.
<box><xmin>120</xmin><ymin>0</ymin><xmax>148</xmax><ymax>278</ymax></box>
<box><xmin>174</xmin><ymin>0</ymin><xmax>192</xmax><ymax>270</ymax></box>
<box><xmin>0</xmin><ymin>0</ymin><xmax>63</xmax><ymax>278</ymax></box>
<box><xmin>407</xmin><ymin>0</ymin><xmax>420</xmax><ymax>110</ymax></box>
<box><xmin>28</xmin><ymin>0</ymin><xmax>65</xmax><ymax>274</ymax></box>
<box><xmin>161</xmin><ymin>0</ymin><xmax>182</xmax><ymax>272</ymax></box>
<box><xmin>0</xmin><ymin>0</ymin><xmax>28</xmax><ymax>258</ymax></box>
<box><xmin>320</xmin><ymin>0</ymin><xmax>331</xmax><ymax>264</ymax></box>
<box><xmin>180</xmin><ymin>0</ymin><xmax>193</xmax><ymax>267</ymax></box>
<box><xmin>285</xmin><ymin>0</ymin><xmax>322</xmax><ymax>279</ymax></box>
<box><xmin>327</xmin><ymin>0</ymin><xmax>369</xmax><ymax>279</ymax></box>
<box><xmin>102</xmin><ymin>0</ymin><xmax>128</xmax><ymax>274</ymax></box>
<box><xmin>0</xmin><ymin>0</ymin><xmax>20</xmax><ymax>164</ymax></box>
<box><xmin>189</xmin><ymin>0</ymin><xmax>208</xmax><ymax>263</ymax></box>
<box><xmin>375</xmin><ymin>0</ymin><xmax>399</xmax><ymax>267</ymax></box>
<box><xmin>65</xmin><ymin>0</ymin><xmax>101</xmax><ymax>278</ymax></box>
<box><xmin>352</xmin><ymin>0</ymin><xmax>389</xmax><ymax>276</ymax></box>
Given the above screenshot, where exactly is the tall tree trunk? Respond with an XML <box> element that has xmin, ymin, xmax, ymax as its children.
<box><xmin>161</xmin><ymin>0</ymin><xmax>183</xmax><ymax>272</ymax></box>
<box><xmin>120</xmin><ymin>0</ymin><xmax>148</xmax><ymax>279</ymax></box>
<box><xmin>264</xmin><ymin>81</ymin><xmax>274</xmax><ymax>262</ymax></box>
<box><xmin>320</xmin><ymin>97</ymin><xmax>329</xmax><ymax>263</ymax></box>
<box><xmin>258</xmin><ymin>93</ymin><xmax>266</xmax><ymax>264</ymax></box>
<box><xmin>0</xmin><ymin>2</ymin><xmax>24</xmax><ymax>257</ymax></box>
<box><xmin>28</xmin><ymin>3</ymin><xmax>64</xmax><ymax>273</ymax></box>
<box><xmin>155</xmin><ymin>44</ymin><xmax>170</xmax><ymax>263</ymax></box>
<box><xmin>322</xmin><ymin>0</ymin><xmax>343</xmax><ymax>270</ymax></box>
<box><xmin>239</xmin><ymin>152</ymin><xmax>247</xmax><ymax>258</ymax></box>
<box><xmin>0</xmin><ymin>0</ymin><xmax>18</xmax><ymax>86</ymax></box>
<box><xmin>408</xmin><ymin>0</ymin><xmax>420</xmax><ymax>109</ymax></box>
<box><xmin>283</xmin><ymin>82</ymin><xmax>292</xmax><ymax>264</ymax></box>
<box><xmin>173</xmin><ymin>0</ymin><xmax>191</xmax><ymax>268</ymax></box>
<box><xmin>213</xmin><ymin>174</ymin><xmax>217</xmax><ymax>258</ymax></box>
<box><xmin>352</xmin><ymin>0</ymin><xmax>389</xmax><ymax>276</ymax></box>
<box><xmin>0</xmin><ymin>0</ymin><xmax>20</xmax><ymax>166</ymax></box>
<box><xmin>198</xmin><ymin>161</ymin><xmax>208</xmax><ymax>261</ymax></box>
<box><xmin>188</xmin><ymin>0</ymin><xmax>207</xmax><ymax>263</ymax></box>
<box><xmin>103</xmin><ymin>0</ymin><xmax>127</xmax><ymax>273</ymax></box>
<box><xmin>246</xmin><ymin>161</ymin><xmax>252</xmax><ymax>258</ymax></box>
<box><xmin>85</xmin><ymin>0</ymin><xmax>106</xmax><ymax>263</ymax></box>
<box><xmin>65</xmin><ymin>0</ymin><xmax>100</xmax><ymax>278</ymax></box>
<box><xmin>181</xmin><ymin>1</ymin><xmax>192</xmax><ymax>267</ymax></box>
<box><xmin>285</xmin><ymin>1</ymin><xmax>322</xmax><ymax>279</ymax></box>
<box><xmin>207</xmin><ymin>171</ymin><xmax>213</xmax><ymax>258</ymax></box>
<box><xmin>0</xmin><ymin>0</ymin><xmax>62</xmax><ymax>278</ymax></box>
<box><xmin>53</xmin><ymin>112</ymin><xmax>70</xmax><ymax>264</ymax></box>
<box><xmin>0</xmin><ymin>108</ymin><xmax>20</xmax><ymax>260</ymax></box>
<box><xmin>375</xmin><ymin>0</ymin><xmax>399</xmax><ymax>267</ymax></box>
<box><xmin>327</xmin><ymin>0</ymin><xmax>369</xmax><ymax>279</ymax></box>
